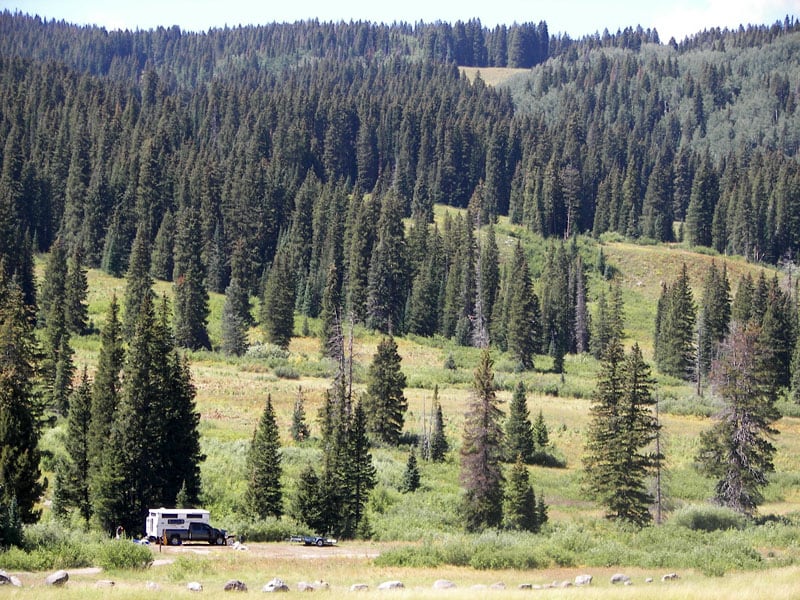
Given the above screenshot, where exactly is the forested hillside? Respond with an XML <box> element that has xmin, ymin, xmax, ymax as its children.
<box><xmin>1</xmin><ymin>10</ymin><xmax>800</xmax><ymax>560</ymax></box>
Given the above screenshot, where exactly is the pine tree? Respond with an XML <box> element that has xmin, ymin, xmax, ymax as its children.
<box><xmin>363</xmin><ymin>336</ymin><xmax>407</xmax><ymax>445</ymax></box>
<box><xmin>291</xmin><ymin>387</ymin><xmax>311</xmax><ymax>442</ymax></box>
<box><xmin>245</xmin><ymin>395</ymin><xmax>283</xmax><ymax>519</ymax></box>
<box><xmin>0</xmin><ymin>282</ymin><xmax>44</xmax><ymax>524</ymax></box>
<box><xmin>64</xmin><ymin>245</ymin><xmax>89</xmax><ymax>335</ymax></box>
<box><xmin>696</xmin><ymin>323</ymin><xmax>779</xmax><ymax>515</ymax></box>
<box><xmin>123</xmin><ymin>224</ymin><xmax>154</xmax><ymax>338</ymax></box>
<box><xmin>531</xmin><ymin>409</ymin><xmax>550</xmax><ymax>455</ymax></box>
<box><xmin>505</xmin><ymin>242</ymin><xmax>539</xmax><ymax>370</ymax></box>
<box><xmin>173</xmin><ymin>205</ymin><xmax>211</xmax><ymax>350</ymax></box>
<box><xmin>540</xmin><ymin>244</ymin><xmax>571</xmax><ymax>374</ymax></box>
<box><xmin>584</xmin><ymin>341</ymin><xmax>660</xmax><ymax>526</ymax></box>
<box><xmin>460</xmin><ymin>349</ymin><xmax>505</xmax><ymax>531</ymax></box>
<box><xmin>503</xmin><ymin>457</ymin><xmax>538</xmax><ymax>532</ymax></box>
<box><xmin>221</xmin><ymin>277</ymin><xmax>249</xmax><ymax>356</ymax></box>
<box><xmin>698</xmin><ymin>261</ymin><xmax>731</xmax><ymax>377</ymax></box>
<box><xmin>293</xmin><ymin>465</ymin><xmax>325</xmax><ymax>534</ymax></box>
<box><xmin>150</xmin><ymin>209</ymin><xmax>175</xmax><ymax>281</ymax></box>
<box><xmin>261</xmin><ymin>246</ymin><xmax>295</xmax><ymax>349</ymax></box>
<box><xmin>428</xmin><ymin>386</ymin><xmax>449</xmax><ymax>462</ymax></box>
<box><xmin>319</xmin><ymin>262</ymin><xmax>342</xmax><ymax>358</ymax></box>
<box><xmin>654</xmin><ymin>264</ymin><xmax>696</xmax><ymax>380</ymax></box>
<box><xmin>365</xmin><ymin>192</ymin><xmax>407</xmax><ymax>333</ymax></box>
<box><xmin>88</xmin><ymin>296</ymin><xmax>124</xmax><ymax>508</ymax></box>
<box><xmin>400</xmin><ymin>449</ymin><xmax>421</xmax><ymax>493</ymax></box>
<box><xmin>53</xmin><ymin>367</ymin><xmax>92</xmax><ymax>521</ymax></box>
<box><xmin>505</xmin><ymin>381</ymin><xmax>534</xmax><ymax>463</ymax></box>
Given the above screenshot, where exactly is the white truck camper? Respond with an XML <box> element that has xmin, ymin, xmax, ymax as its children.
<box><xmin>146</xmin><ymin>508</ymin><xmax>226</xmax><ymax>545</ymax></box>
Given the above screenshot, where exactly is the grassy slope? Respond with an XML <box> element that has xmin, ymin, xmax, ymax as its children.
<box><xmin>32</xmin><ymin>217</ymin><xmax>800</xmax><ymax>595</ymax></box>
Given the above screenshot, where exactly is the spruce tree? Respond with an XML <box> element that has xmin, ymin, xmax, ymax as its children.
<box><xmin>319</xmin><ymin>262</ymin><xmax>342</xmax><ymax>358</ymax></box>
<box><xmin>503</xmin><ymin>457</ymin><xmax>538</xmax><ymax>532</ymax></box>
<box><xmin>505</xmin><ymin>242</ymin><xmax>539</xmax><ymax>370</ymax></box>
<box><xmin>365</xmin><ymin>192</ymin><xmax>407</xmax><ymax>333</ymax></box>
<box><xmin>654</xmin><ymin>264</ymin><xmax>696</xmax><ymax>379</ymax></box>
<box><xmin>245</xmin><ymin>395</ymin><xmax>283</xmax><ymax>519</ymax></box>
<box><xmin>504</xmin><ymin>381</ymin><xmax>534</xmax><ymax>463</ymax></box>
<box><xmin>221</xmin><ymin>276</ymin><xmax>249</xmax><ymax>356</ymax></box>
<box><xmin>150</xmin><ymin>209</ymin><xmax>175</xmax><ymax>281</ymax></box>
<box><xmin>53</xmin><ymin>367</ymin><xmax>92</xmax><ymax>521</ymax></box>
<box><xmin>696</xmin><ymin>323</ymin><xmax>779</xmax><ymax>514</ymax></box>
<box><xmin>88</xmin><ymin>296</ymin><xmax>124</xmax><ymax>506</ymax></box>
<box><xmin>460</xmin><ymin>349</ymin><xmax>505</xmax><ymax>531</ymax></box>
<box><xmin>400</xmin><ymin>448</ymin><xmax>421</xmax><ymax>493</ymax></box>
<box><xmin>123</xmin><ymin>224</ymin><xmax>154</xmax><ymax>338</ymax></box>
<box><xmin>0</xmin><ymin>282</ymin><xmax>44</xmax><ymax>524</ymax></box>
<box><xmin>291</xmin><ymin>387</ymin><xmax>311</xmax><ymax>442</ymax></box>
<box><xmin>173</xmin><ymin>205</ymin><xmax>211</xmax><ymax>350</ymax></box>
<box><xmin>531</xmin><ymin>409</ymin><xmax>550</xmax><ymax>456</ymax></box>
<box><xmin>344</xmin><ymin>400</ymin><xmax>377</xmax><ymax>536</ymax></box>
<box><xmin>261</xmin><ymin>246</ymin><xmax>295</xmax><ymax>349</ymax></box>
<box><xmin>363</xmin><ymin>336</ymin><xmax>407</xmax><ymax>445</ymax></box>
<box><xmin>540</xmin><ymin>244</ymin><xmax>572</xmax><ymax>374</ymax></box>
<box><xmin>293</xmin><ymin>465</ymin><xmax>325</xmax><ymax>534</ymax></box>
<box><xmin>64</xmin><ymin>245</ymin><xmax>89</xmax><ymax>335</ymax></box>
<box><xmin>584</xmin><ymin>342</ymin><xmax>660</xmax><ymax>526</ymax></box>
<box><xmin>698</xmin><ymin>261</ymin><xmax>731</xmax><ymax>377</ymax></box>
<box><xmin>428</xmin><ymin>387</ymin><xmax>449</xmax><ymax>463</ymax></box>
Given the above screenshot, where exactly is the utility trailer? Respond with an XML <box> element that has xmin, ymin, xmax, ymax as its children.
<box><xmin>289</xmin><ymin>534</ymin><xmax>337</xmax><ymax>547</ymax></box>
<box><xmin>146</xmin><ymin>508</ymin><xmax>227</xmax><ymax>545</ymax></box>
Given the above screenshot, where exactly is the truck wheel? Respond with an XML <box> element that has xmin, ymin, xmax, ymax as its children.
<box><xmin>170</xmin><ymin>535</ymin><xmax>182</xmax><ymax>546</ymax></box>
<box><xmin>316</xmin><ymin>538</ymin><xmax>324</xmax><ymax>547</ymax></box>
<box><xmin>216</xmin><ymin>535</ymin><xmax>225</xmax><ymax>545</ymax></box>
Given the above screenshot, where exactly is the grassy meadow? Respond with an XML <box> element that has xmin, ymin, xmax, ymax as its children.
<box><xmin>12</xmin><ymin>222</ymin><xmax>800</xmax><ymax>597</ymax></box>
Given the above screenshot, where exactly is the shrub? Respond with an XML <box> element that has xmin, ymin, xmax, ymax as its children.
<box><xmin>273</xmin><ymin>365</ymin><xmax>299</xmax><ymax>379</ymax></box>
<box><xmin>671</xmin><ymin>504</ymin><xmax>747</xmax><ymax>532</ymax></box>
<box><xmin>94</xmin><ymin>540</ymin><xmax>153</xmax><ymax>570</ymax></box>
<box><xmin>223</xmin><ymin>516</ymin><xmax>308</xmax><ymax>542</ymax></box>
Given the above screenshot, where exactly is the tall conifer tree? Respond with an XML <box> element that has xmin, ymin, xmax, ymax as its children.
<box><xmin>173</xmin><ymin>205</ymin><xmax>211</xmax><ymax>350</ymax></box>
<box><xmin>460</xmin><ymin>350</ymin><xmax>505</xmax><ymax>531</ymax></box>
<box><xmin>0</xmin><ymin>281</ymin><xmax>44</xmax><ymax>525</ymax></box>
<box><xmin>245</xmin><ymin>395</ymin><xmax>283</xmax><ymax>519</ymax></box>
<box><xmin>363</xmin><ymin>336</ymin><xmax>407</xmax><ymax>445</ymax></box>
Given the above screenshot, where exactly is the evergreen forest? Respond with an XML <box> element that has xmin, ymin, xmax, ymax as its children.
<box><xmin>2</xmin><ymin>9</ymin><xmax>800</xmax><ymax>590</ymax></box>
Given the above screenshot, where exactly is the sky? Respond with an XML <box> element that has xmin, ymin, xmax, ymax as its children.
<box><xmin>2</xmin><ymin>0</ymin><xmax>797</xmax><ymax>43</ymax></box>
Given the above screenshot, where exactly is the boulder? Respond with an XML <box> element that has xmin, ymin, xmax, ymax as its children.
<box><xmin>96</xmin><ymin>580</ymin><xmax>115</xmax><ymax>588</ymax></box>
<box><xmin>560</xmin><ymin>581</ymin><xmax>573</xmax><ymax>588</ymax></box>
<box><xmin>297</xmin><ymin>581</ymin><xmax>315</xmax><ymax>592</ymax></box>
<box><xmin>187</xmin><ymin>581</ymin><xmax>203</xmax><ymax>592</ymax></box>
<box><xmin>433</xmin><ymin>579</ymin><xmax>456</xmax><ymax>589</ymax></box>
<box><xmin>662</xmin><ymin>573</ymin><xmax>680</xmax><ymax>581</ymax></box>
<box><xmin>645</xmin><ymin>577</ymin><xmax>654</xmax><ymax>583</ymax></box>
<box><xmin>377</xmin><ymin>580</ymin><xmax>404</xmax><ymax>590</ymax></box>
<box><xmin>518</xmin><ymin>583</ymin><xmax>532</xmax><ymax>590</ymax></box>
<box><xmin>263</xmin><ymin>578</ymin><xmax>289</xmax><ymax>592</ymax></box>
<box><xmin>574</xmin><ymin>574</ymin><xmax>593</xmax><ymax>586</ymax></box>
<box><xmin>45</xmin><ymin>570</ymin><xmax>69</xmax><ymax>586</ymax></box>
<box><xmin>489</xmin><ymin>582</ymin><xmax>506</xmax><ymax>590</ymax></box>
<box><xmin>146</xmin><ymin>581</ymin><xmax>160</xmax><ymax>591</ymax></box>
<box><xmin>610</xmin><ymin>573</ymin><xmax>631</xmax><ymax>585</ymax></box>
<box><xmin>350</xmin><ymin>583</ymin><xmax>369</xmax><ymax>592</ymax></box>
<box><xmin>224</xmin><ymin>579</ymin><xmax>248</xmax><ymax>591</ymax></box>
<box><xmin>0</xmin><ymin>571</ymin><xmax>21</xmax><ymax>587</ymax></box>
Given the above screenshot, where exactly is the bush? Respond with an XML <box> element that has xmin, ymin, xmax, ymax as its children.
<box><xmin>94</xmin><ymin>540</ymin><xmax>153</xmax><ymax>570</ymax></box>
<box><xmin>671</xmin><ymin>505</ymin><xmax>748</xmax><ymax>532</ymax></box>
<box><xmin>223</xmin><ymin>516</ymin><xmax>309</xmax><ymax>542</ymax></box>
<box><xmin>273</xmin><ymin>365</ymin><xmax>299</xmax><ymax>379</ymax></box>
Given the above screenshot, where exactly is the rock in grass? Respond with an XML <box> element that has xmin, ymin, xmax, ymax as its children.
<box><xmin>224</xmin><ymin>579</ymin><xmax>247</xmax><ymax>591</ymax></box>
<box><xmin>610</xmin><ymin>573</ymin><xmax>631</xmax><ymax>585</ymax></box>
<box><xmin>662</xmin><ymin>573</ymin><xmax>680</xmax><ymax>581</ymax></box>
<box><xmin>433</xmin><ymin>579</ymin><xmax>456</xmax><ymax>589</ymax></box>
<box><xmin>187</xmin><ymin>581</ymin><xmax>203</xmax><ymax>592</ymax></box>
<box><xmin>377</xmin><ymin>580</ymin><xmax>404</xmax><ymax>590</ymax></box>
<box><xmin>0</xmin><ymin>571</ymin><xmax>21</xmax><ymax>587</ymax></box>
<box><xmin>350</xmin><ymin>583</ymin><xmax>369</xmax><ymax>591</ymax></box>
<box><xmin>45</xmin><ymin>570</ymin><xmax>69</xmax><ymax>586</ymax></box>
<box><xmin>575</xmin><ymin>574</ymin><xmax>593</xmax><ymax>586</ymax></box>
<box><xmin>263</xmin><ymin>578</ymin><xmax>289</xmax><ymax>592</ymax></box>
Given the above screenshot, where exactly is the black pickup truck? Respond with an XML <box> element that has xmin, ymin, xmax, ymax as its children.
<box><xmin>163</xmin><ymin>521</ymin><xmax>227</xmax><ymax>545</ymax></box>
